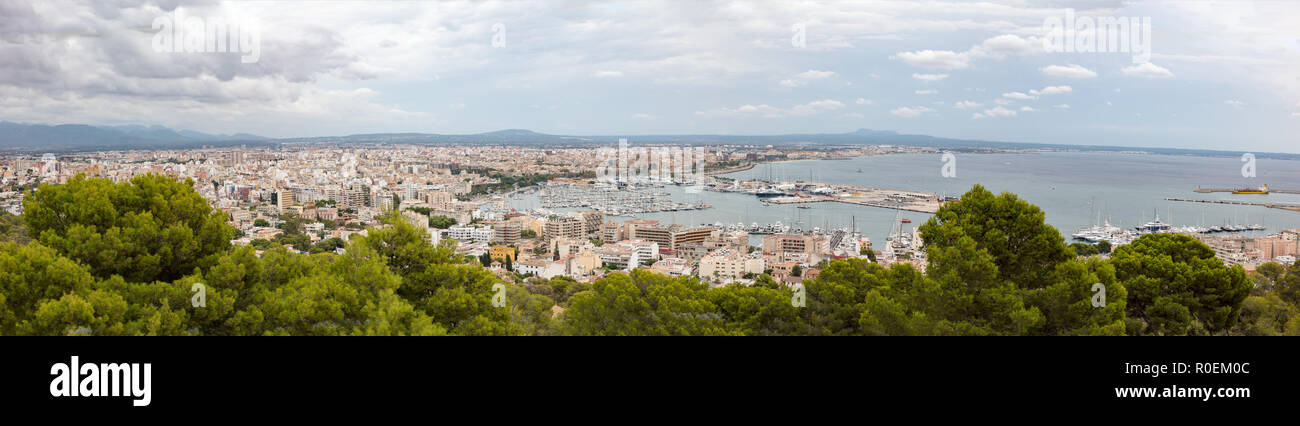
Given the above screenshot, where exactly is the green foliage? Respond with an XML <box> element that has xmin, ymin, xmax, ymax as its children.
<box><xmin>23</xmin><ymin>173</ymin><xmax>235</xmax><ymax>283</ymax></box>
<box><xmin>0</xmin><ymin>212</ymin><xmax>29</xmax><ymax>244</ymax></box>
<box><xmin>1111</xmin><ymin>233</ymin><xmax>1251</xmax><ymax>335</ymax></box>
<box><xmin>0</xmin><ymin>180</ymin><xmax>1270</xmax><ymax>337</ymax></box>
<box><xmin>428</xmin><ymin>215</ymin><xmax>456</xmax><ymax>229</ymax></box>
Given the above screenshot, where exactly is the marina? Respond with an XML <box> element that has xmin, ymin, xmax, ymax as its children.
<box><xmin>532</xmin><ymin>182</ymin><xmax>710</xmax><ymax>215</ymax></box>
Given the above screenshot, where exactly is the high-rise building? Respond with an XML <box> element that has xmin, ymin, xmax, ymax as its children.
<box><xmin>544</xmin><ymin>216</ymin><xmax>585</xmax><ymax>242</ymax></box>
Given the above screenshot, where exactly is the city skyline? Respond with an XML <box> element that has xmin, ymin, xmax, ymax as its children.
<box><xmin>1</xmin><ymin>1</ymin><xmax>1298</xmax><ymax>152</ymax></box>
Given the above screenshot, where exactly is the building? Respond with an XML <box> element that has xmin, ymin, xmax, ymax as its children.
<box><xmin>575</xmin><ymin>210</ymin><xmax>604</xmax><ymax>234</ymax></box>
<box><xmin>448</xmin><ymin>225</ymin><xmax>496</xmax><ymax>245</ymax></box>
<box><xmin>494</xmin><ymin>222</ymin><xmax>522</xmax><ymax>245</ymax></box>
<box><xmin>600</xmin><ymin>221</ymin><xmax>623</xmax><ymax>243</ymax></box>
<box><xmin>629</xmin><ymin>224</ymin><xmax>717</xmax><ymax>250</ymax></box>
<box><xmin>698</xmin><ymin>248</ymin><xmax>765</xmax><ymax>284</ymax></box>
<box><xmin>544</xmin><ymin>216</ymin><xmax>585</xmax><ymax>242</ymax></box>
<box><xmin>596</xmin><ymin>240</ymin><xmax>659</xmax><ymax>270</ymax></box>
<box><xmin>649</xmin><ymin>257</ymin><xmax>693</xmax><ymax>277</ymax></box>
<box><xmin>490</xmin><ymin>245</ymin><xmax>517</xmax><ymax>263</ymax></box>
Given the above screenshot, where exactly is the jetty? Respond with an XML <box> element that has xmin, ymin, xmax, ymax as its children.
<box><xmin>1165</xmin><ymin>197</ymin><xmax>1300</xmax><ymax>212</ymax></box>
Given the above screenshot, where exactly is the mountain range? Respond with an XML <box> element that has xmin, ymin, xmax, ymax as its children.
<box><xmin>1</xmin><ymin>121</ymin><xmax>1293</xmax><ymax>160</ymax></box>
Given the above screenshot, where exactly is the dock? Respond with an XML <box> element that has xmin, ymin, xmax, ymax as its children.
<box><xmin>1194</xmin><ymin>187</ymin><xmax>1300</xmax><ymax>194</ymax></box>
<box><xmin>1165</xmin><ymin>197</ymin><xmax>1300</xmax><ymax>212</ymax></box>
<box><xmin>765</xmin><ymin>181</ymin><xmax>945</xmax><ymax>213</ymax></box>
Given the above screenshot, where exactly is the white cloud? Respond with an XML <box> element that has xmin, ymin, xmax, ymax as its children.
<box><xmin>954</xmin><ymin>101</ymin><xmax>981</xmax><ymax>109</ymax></box>
<box><xmin>1225</xmin><ymin>100</ymin><xmax>1247</xmax><ymax>109</ymax></box>
<box><xmin>893</xmin><ymin>50</ymin><xmax>971</xmax><ymax>70</ymax></box>
<box><xmin>1121</xmin><ymin>63</ymin><xmax>1175</xmax><ymax>79</ymax></box>
<box><xmin>592</xmin><ymin>70</ymin><xmax>624</xmax><ymax>78</ymax></box>
<box><xmin>855</xmin><ymin>98</ymin><xmax>873</xmax><ymax>105</ymax></box>
<box><xmin>894</xmin><ymin>34</ymin><xmax>1041</xmax><ymax>70</ymax></box>
<box><xmin>632</xmin><ymin>113</ymin><xmax>656</xmax><ymax>120</ymax></box>
<box><xmin>795</xmin><ymin>70</ymin><xmax>835</xmax><ymax>80</ymax></box>
<box><xmin>780</xmin><ymin>70</ymin><xmax>835</xmax><ymax>88</ymax></box>
<box><xmin>840</xmin><ymin>113</ymin><xmax>864</xmax><ymax>119</ymax></box>
<box><xmin>890</xmin><ymin>106</ymin><xmax>935</xmax><ymax>118</ymax></box>
<box><xmin>973</xmin><ymin>106</ymin><xmax>1016</xmax><ymax>119</ymax></box>
<box><xmin>790</xmin><ymin>99</ymin><xmax>846</xmax><ymax>116</ymax></box>
<box><xmin>1053</xmin><ymin>104</ymin><xmax>1070</xmax><ymax>109</ymax></box>
<box><xmin>1040</xmin><ymin>64</ymin><xmax>1097</xmax><ymax>79</ymax></box>
<box><xmin>1002</xmin><ymin>92</ymin><xmax>1035</xmax><ymax>100</ymax></box>
<box><xmin>1036</xmin><ymin>85</ymin><xmax>1072</xmax><ymax>95</ymax></box>
<box><xmin>695</xmin><ymin>99</ymin><xmax>844</xmax><ymax>118</ymax></box>
<box><xmin>915</xmin><ymin>89</ymin><xmax>937</xmax><ymax>95</ymax></box>
<box><xmin>912</xmin><ymin>73</ymin><xmax>949</xmax><ymax>81</ymax></box>
<box><xmin>1020</xmin><ymin>106</ymin><xmax>1037</xmax><ymax>112</ymax></box>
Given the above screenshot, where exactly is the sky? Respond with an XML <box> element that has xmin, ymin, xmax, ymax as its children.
<box><xmin>1</xmin><ymin>0</ymin><xmax>1298</xmax><ymax>152</ymax></box>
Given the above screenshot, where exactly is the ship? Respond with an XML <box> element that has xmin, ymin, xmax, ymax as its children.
<box><xmin>900</xmin><ymin>218</ymin><xmax>911</xmax><ymax>223</ymax></box>
<box><xmin>1232</xmin><ymin>184</ymin><xmax>1269</xmax><ymax>194</ymax></box>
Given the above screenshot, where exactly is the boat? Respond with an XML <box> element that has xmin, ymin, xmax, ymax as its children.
<box><xmin>796</xmin><ymin>204</ymin><xmax>811</xmax><ymax>209</ymax></box>
<box><xmin>900</xmin><ymin>218</ymin><xmax>912</xmax><ymax>223</ymax></box>
<box><xmin>1135</xmin><ymin>214</ymin><xmax>1172</xmax><ymax>233</ymax></box>
<box><xmin>1232</xmin><ymin>184</ymin><xmax>1269</xmax><ymax>194</ymax></box>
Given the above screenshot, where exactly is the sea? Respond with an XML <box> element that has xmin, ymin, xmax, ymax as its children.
<box><xmin>508</xmin><ymin>151</ymin><xmax>1300</xmax><ymax>247</ymax></box>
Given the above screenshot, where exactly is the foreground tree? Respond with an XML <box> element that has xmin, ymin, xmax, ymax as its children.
<box><xmin>1111</xmin><ymin>233</ymin><xmax>1251</xmax><ymax>335</ymax></box>
<box><xmin>23</xmin><ymin>173</ymin><xmax>235</xmax><ymax>283</ymax></box>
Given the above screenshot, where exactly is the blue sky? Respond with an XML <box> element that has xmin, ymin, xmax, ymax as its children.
<box><xmin>1</xmin><ymin>0</ymin><xmax>1298</xmax><ymax>152</ymax></box>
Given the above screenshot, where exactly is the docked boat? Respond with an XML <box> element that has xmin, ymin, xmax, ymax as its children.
<box><xmin>1232</xmin><ymin>184</ymin><xmax>1269</xmax><ymax>194</ymax></box>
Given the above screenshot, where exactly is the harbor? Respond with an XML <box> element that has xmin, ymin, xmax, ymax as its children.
<box><xmin>709</xmin><ymin>179</ymin><xmax>948</xmax><ymax>214</ymax></box>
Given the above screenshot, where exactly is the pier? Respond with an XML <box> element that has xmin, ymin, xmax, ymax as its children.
<box><xmin>756</xmin><ymin>181</ymin><xmax>944</xmax><ymax>213</ymax></box>
<box><xmin>1194</xmin><ymin>187</ymin><xmax>1300</xmax><ymax>194</ymax></box>
<box><xmin>1165</xmin><ymin>197</ymin><xmax>1300</xmax><ymax>212</ymax></box>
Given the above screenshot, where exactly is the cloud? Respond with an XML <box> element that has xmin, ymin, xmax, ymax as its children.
<box><xmin>1002</xmin><ymin>92</ymin><xmax>1035</xmax><ymax>100</ymax></box>
<box><xmin>1034</xmin><ymin>85</ymin><xmax>1072</xmax><ymax>96</ymax></box>
<box><xmin>893</xmin><ymin>34</ymin><xmax>1041</xmax><ymax>70</ymax></box>
<box><xmin>592</xmin><ymin>70</ymin><xmax>624</xmax><ymax>78</ymax></box>
<box><xmin>855</xmin><ymin>98</ymin><xmax>872</xmax><ymax>105</ymax></box>
<box><xmin>973</xmin><ymin>106</ymin><xmax>1016</xmax><ymax>119</ymax></box>
<box><xmin>780</xmin><ymin>69</ymin><xmax>835</xmax><ymax>88</ymax></box>
<box><xmin>915</xmin><ymin>89</ymin><xmax>937</xmax><ymax>95</ymax></box>
<box><xmin>632</xmin><ymin>113</ymin><xmax>656</xmax><ymax>120</ymax></box>
<box><xmin>890</xmin><ymin>106</ymin><xmax>935</xmax><ymax>118</ymax></box>
<box><xmin>954</xmin><ymin>101</ymin><xmax>981</xmax><ymax>109</ymax></box>
<box><xmin>840</xmin><ymin>113</ymin><xmax>864</xmax><ymax>119</ymax></box>
<box><xmin>912</xmin><ymin>73</ymin><xmax>948</xmax><ymax>81</ymax></box>
<box><xmin>1020</xmin><ymin>106</ymin><xmax>1037</xmax><ymax>112</ymax></box>
<box><xmin>1225</xmin><ymin>100</ymin><xmax>1247</xmax><ymax>109</ymax></box>
<box><xmin>893</xmin><ymin>50</ymin><xmax>971</xmax><ymax>70</ymax></box>
<box><xmin>1040</xmin><ymin>64</ymin><xmax>1097</xmax><ymax>78</ymax></box>
<box><xmin>795</xmin><ymin>70</ymin><xmax>835</xmax><ymax>79</ymax></box>
<box><xmin>1121</xmin><ymin>62</ymin><xmax>1175</xmax><ymax>78</ymax></box>
<box><xmin>695</xmin><ymin>99</ymin><xmax>844</xmax><ymax>118</ymax></box>
<box><xmin>1052</xmin><ymin>104</ymin><xmax>1070</xmax><ymax>109</ymax></box>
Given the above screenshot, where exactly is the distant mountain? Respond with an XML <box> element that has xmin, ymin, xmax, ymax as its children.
<box><xmin>4</xmin><ymin>121</ymin><xmax>1296</xmax><ymax>160</ymax></box>
<box><xmin>0</xmin><ymin>121</ymin><xmax>268</xmax><ymax>151</ymax></box>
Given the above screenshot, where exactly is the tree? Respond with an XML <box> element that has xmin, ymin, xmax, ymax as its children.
<box><xmin>1111</xmin><ymin>233</ymin><xmax>1251</xmax><ymax>335</ymax></box>
<box><xmin>23</xmin><ymin>173</ymin><xmax>235</xmax><ymax>283</ymax></box>
<box><xmin>0</xmin><ymin>212</ymin><xmax>30</xmax><ymax>244</ymax></box>
<box><xmin>253</xmin><ymin>218</ymin><xmax>270</xmax><ymax>227</ymax></box>
<box><xmin>791</xmin><ymin>264</ymin><xmax>803</xmax><ymax>277</ymax></box>
<box><xmin>428</xmin><ymin>215</ymin><xmax>457</xmax><ymax>229</ymax></box>
<box><xmin>920</xmin><ymin>184</ymin><xmax>1072</xmax><ymax>289</ymax></box>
